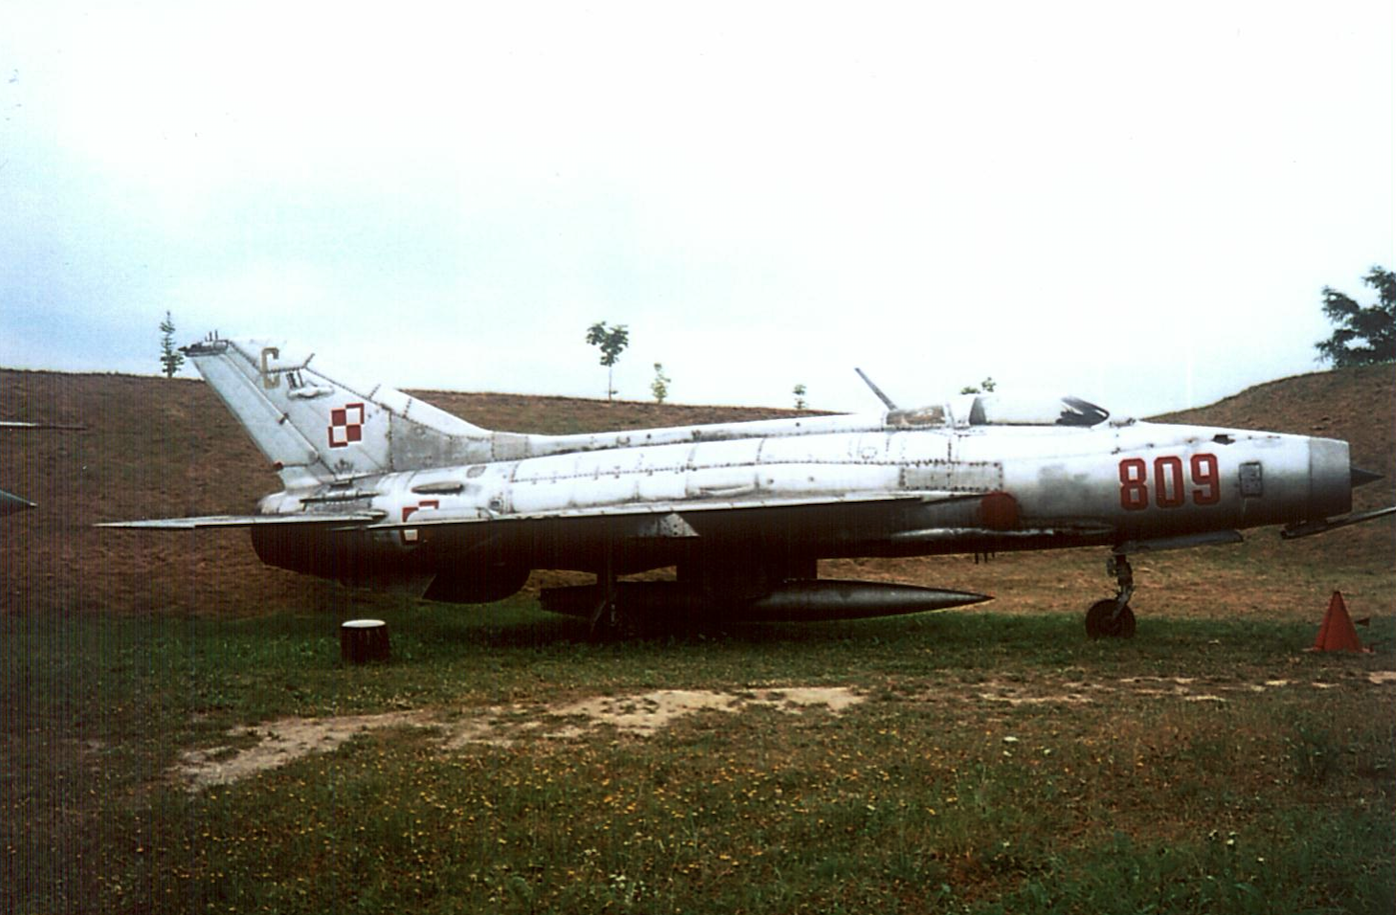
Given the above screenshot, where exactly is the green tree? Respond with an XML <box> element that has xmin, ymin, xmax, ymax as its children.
<box><xmin>1315</xmin><ymin>266</ymin><xmax>1395</xmax><ymax>367</ymax></box>
<box><xmin>960</xmin><ymin>376</ymin><xmax>997</xmax><ymax>394</ymax></box>
<box><xmin>159</xmin><ymin>311</ymin><xmax>184</xmax><ymax>378</ymax></box>
<box><xmin>792</xmin><ymin>383</ymin><xmax>807</xmax><ymax>410</ymax></box>
<box><xmin>650</xmin><ymin>362</ymin><xmax>671</xmax><ymax>404</ymax></box>
<box><xmin>585</xmin><ymin>321</ymin><xmax>630</xmax><ymax>402</ymax></box>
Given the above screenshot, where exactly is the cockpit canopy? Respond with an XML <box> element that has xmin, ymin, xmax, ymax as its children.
<box><xmin>963</xmin><ymin>394</ymin><xmax>1110</xmax><ymax>427</ymax></box>
<box><xmin>887</xmin><ymin>394</ymin><xmax>1110</xmax><ymax>429</ymax></box>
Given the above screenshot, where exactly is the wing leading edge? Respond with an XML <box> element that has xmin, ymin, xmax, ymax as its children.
<box><xmin>99</xmin><ymin>493</ymin><xmax>936</xmax><ymax>533</ymax></box>
<box><xmin>98</xmin><ymin>512</ymin><xmax>385</xmax><ymax>530</ymax></box>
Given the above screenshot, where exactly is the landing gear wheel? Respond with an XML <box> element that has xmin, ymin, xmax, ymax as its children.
<box><xmin>1085</xmin><ymin>599</ymin><xmax>1114</xmax><ymax>639</ymax></box>
<box><xmin>587</xmin><ymin>550</ymin><xmax>622</xmax><ymax>642</ymax></box>
<box><xmin>1085</xmin><ymin>551</ymin><xmax>1138</xmax><ymax>639</ymax></box>
<box><xmin>1115</xmin><ymin>604</ymin><xmax>1136</xmax><ymax>639</ymax></box>
<box><xmin>588</xmin><ymin>594</ymin><xmax>620</xmax><ymax>641</ymax></box>
<box><xmin>1085</xmin><ymin>599</ymin><xmax>1137</xmax><ymax>639</ymax></box>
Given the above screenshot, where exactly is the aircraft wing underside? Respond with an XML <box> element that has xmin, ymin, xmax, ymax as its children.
<box><xmin>99</xmin><ymin>492</ymin><xmax>959</xmax><ymax>533</ymax></box>
<box><xmin>99</xmin><ymin>491</ymin><xmax>1124</xmax><ymax>546</ymax></box>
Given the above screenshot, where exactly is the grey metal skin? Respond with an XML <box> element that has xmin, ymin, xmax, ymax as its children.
<box><xmin>102</xmin><ymin>336</ymin><xmax>1391</xmax><ymax>633</ymax></box>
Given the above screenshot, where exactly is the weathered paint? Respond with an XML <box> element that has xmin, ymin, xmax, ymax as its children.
<box><xmin>103</xmin><ymin>336</ymin><xmax>1384</xmax><ymax>618</ymax></box>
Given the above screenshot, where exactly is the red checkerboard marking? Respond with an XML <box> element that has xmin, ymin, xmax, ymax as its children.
<box><xmin>328</xmin><ymin>403</ymin><xmax>365</xmax><ymax>448</ymax></box>
<box><xmin>401</xmin><ymin>500</ymin><xmax>439</xmax><ymax>544</ymax></box>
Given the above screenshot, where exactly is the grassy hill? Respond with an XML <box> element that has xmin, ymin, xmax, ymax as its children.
<box><xmin>1</xmin><ymin>363</ymin><xmax>1392</xmax><ymax>621</ymax></box>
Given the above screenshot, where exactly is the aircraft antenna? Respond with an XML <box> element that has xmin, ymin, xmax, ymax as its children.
<box><xmin>854</xmin><ymin>368</ymin><xmax>898</xmax><ymax>410</ymax></box>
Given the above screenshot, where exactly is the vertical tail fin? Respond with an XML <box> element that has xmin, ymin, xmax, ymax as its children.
<box><xmin>185</xmin><ymin>337</ymin><xmax>492</xmax><ymax>488</ymax></box>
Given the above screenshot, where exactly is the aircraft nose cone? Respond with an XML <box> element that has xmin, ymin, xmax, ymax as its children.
<box><xmin>1351</xmin><ymin>466</ymin><xmax>1384</xmax><ymax>489</ymax></box>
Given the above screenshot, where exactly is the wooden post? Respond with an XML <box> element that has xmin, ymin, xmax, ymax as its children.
<box><xmin>341</xmin><ymin>619</ymin><xmax>390</xmax><ymax>663</ymax></box>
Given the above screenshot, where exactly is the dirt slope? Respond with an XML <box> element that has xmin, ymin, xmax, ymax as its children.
<box><xmin>2</xmin><ymin>364</ymin><xmax>1392</xmax><ymax>619</ymax></box>
<box><xmin>1154</xmin><ymin>363</ymin><xmax>1395</xmax><ymax>514</ymax></box>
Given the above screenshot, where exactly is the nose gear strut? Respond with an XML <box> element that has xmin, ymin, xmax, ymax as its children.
<box><xmin>1086</xmin><ymin>552</ymin><xmax>1136</xmax><ymax>639</ymax></box>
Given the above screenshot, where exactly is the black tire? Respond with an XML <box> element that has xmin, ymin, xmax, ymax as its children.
<box><xmin>1085</xmin><ymin>599</ymin><xmax>1116</xmax><ymax>639</ymax></box>
<box><xmin>1086</xmin><ymin>599</ymin><xmax>1136</xmax><ymax>639</ymax></box>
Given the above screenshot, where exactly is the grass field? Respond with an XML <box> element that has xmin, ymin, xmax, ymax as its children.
<box><xmin>4</xmin><ymin>592</ymin><xmax>1394</xmax><ymax>914</ymax></box>
<box><xmin>3</xmin><ymin>364</ymin><xmax>1394</xmax><ymax>913</ymax></box>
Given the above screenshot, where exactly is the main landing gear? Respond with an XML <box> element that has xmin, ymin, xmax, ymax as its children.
<box><xmin>587</xmin><ymin>551</ymin><xmax>625</xmax><ymax>640</ymax></box>
<box><xmin>1085</xmin><ymin>552</ymin><xmax>1136</xmax><ymax>639</ymax></box>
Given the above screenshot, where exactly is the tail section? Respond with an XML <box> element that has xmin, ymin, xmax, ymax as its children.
<box><xmin>185</xmin><ymin>336</ymin><xmax>493</xmax><ymax>487</ymax></box>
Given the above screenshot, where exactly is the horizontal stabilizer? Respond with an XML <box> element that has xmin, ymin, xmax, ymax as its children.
<box><xmin>1</xmin><ymin>489</ymin><xmax>37</xmax><ymax>516</ymax></box>
<box><xmin>98</xmin><ymin>512</ymin><xmax>383</xmax><ymax>530</ymax></box>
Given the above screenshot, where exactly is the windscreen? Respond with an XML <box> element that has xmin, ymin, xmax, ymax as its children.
<box><xmin>968</xmin><ymin>395</ymin><xmax>1109</xmax><ymax>427</ymax></box>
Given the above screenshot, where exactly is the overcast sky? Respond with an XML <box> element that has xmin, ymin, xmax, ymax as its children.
<box><xmin>1</xmin><ymin>2</ymin><xmax>1391</xmax><ymax>418</ymax></box>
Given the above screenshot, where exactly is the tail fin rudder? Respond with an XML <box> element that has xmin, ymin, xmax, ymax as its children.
<box><xmin>185</xmin><ymin>337</ymin><xmax>493</xmax><ymax>487</ymax></box>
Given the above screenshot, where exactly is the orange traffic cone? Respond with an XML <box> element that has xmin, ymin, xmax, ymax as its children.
<box><xmin>1310</xmin><ymin>591</ymin><xmax>1371</xmax><ymax>653</ymax></box>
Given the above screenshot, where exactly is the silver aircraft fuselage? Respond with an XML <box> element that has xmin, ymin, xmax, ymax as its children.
<box><xmin>105</xmin><ymin>337</ymin><xmax>1390</xmax><ymax>630</ymax></box>
<box><xmin>255</xmin><ymin>415</ymin><xmax>1350</xmax><ymax>566</ymax></box>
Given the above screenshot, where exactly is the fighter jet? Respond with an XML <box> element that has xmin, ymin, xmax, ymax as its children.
<box><xmin>103</xmin><ymin>335</ymin><xmax>1394</xmax><ymax>637</ymax></box>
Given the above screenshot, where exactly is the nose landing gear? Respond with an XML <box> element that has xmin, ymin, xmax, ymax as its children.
<box><xmin>1086</xmin><ymin>552</ymin><xmax>1136</xmax><ymax>639</ymax></box>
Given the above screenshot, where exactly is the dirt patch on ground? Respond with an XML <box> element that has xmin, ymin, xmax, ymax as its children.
<box><xmin>174</xmin><ymin>687</ymin><xmax>864</xmax><ymax>790</ymax></box>
<box><xmin>173</xmin><ymin>673</ymin><xmax>1396</xmax><ymax>791</ymax></box>
<box><xmin>175</xmin><ymin>711</ymin><xmax>433</xmax><ymax>789</ymax></box>
<box><xmin>918</xmin><ymin>670</ymin><xmax>1396</xmax><ymax>710</ymax></box>
<box><xmin>539</xmin><ymin>686</ymin><xmax>864</xmax><ymax>739</ymax></box>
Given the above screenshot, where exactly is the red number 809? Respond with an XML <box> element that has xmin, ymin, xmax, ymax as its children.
<box><xmin>1119</xmin><ymin>454</ymin><xmax>1220</xmax><ymax>510</ymax></box>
